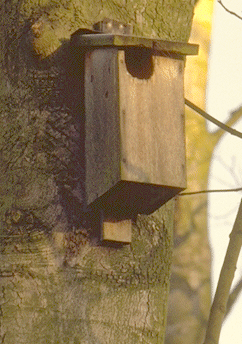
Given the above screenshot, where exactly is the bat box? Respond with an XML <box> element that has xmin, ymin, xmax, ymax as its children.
<box><xmin>71</xmin><ymin>31</ymin><xmax>198</xmax><ymax>223</ymax></box>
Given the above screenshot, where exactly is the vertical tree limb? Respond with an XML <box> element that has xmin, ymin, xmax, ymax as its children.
<box><xmin>225</xmin><ymin>278</ymin><xmax>242</xmax><ymax>318</ymax></box>
<box><xmin>203</xmin><ymin>199</ymin><xmax>242</xmax><ymax>344</ymax></box>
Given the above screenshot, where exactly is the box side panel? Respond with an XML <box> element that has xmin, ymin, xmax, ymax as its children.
<box><xmin>118</xmin><ymin>51</ymin><xmax>186</xmax><ymax>188</ymax></box>
<box><xmin>85</xmin><ymin>49</ymin><xmax>121</xmax><ymax>205</ymax></box>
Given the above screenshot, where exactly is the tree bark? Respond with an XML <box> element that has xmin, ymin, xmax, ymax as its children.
<box><xmin>0</xmin><ymin>1</ymin><xmax>196</xmax><ymax>343</ymax></box>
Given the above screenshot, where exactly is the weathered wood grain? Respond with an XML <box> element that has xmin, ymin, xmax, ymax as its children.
<box><xmin>85</xmin><ymin>48</ymin><xmax>186</xmax><ymax>216</ymax></box>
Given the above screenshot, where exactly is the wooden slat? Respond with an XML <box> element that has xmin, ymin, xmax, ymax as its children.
<box><xmin>71</xmin><ymin>33</ymin><xmax>199</xmax><ymax>56</ymax></box>
<box><xmin>118</xmin><ymin>50</ymin><xmax>186</xmax><ymax>188</ymax></box>
<box><xmin>102</xmin><ymin>218</ymin><xmax>132</xmax><ymax>243</ymax></box>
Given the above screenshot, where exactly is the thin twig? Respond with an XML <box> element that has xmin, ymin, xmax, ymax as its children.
<box><xmin>179</xmin><ymin>187</ymin><xmax>242</xmax><ymax>196</ymax></box>
<box><xmin>185</xmin><ymin>98</ymin><xmax>242</xmax><ymax>139</ymax></box>
<box><xmin>218</xmin><ymin>0</ymin><xmax>242</xmax><ymax>21</ymax></box>
<box><xmin>225</xmin><ymin>278</ymin><xmax>242</xmax><ymax>318</ymax></box>
<box><xmin>203</xmin><ymin>199</ymin><xmax>242</xmax><ymax>344</ymax></box>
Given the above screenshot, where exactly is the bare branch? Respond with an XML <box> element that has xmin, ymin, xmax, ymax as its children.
<box><xmin>203</xmin><ymin>200</ymin><xmax>242</xmax><ymax>344</ymax></box>
<box><xmin>185</xmin><ymin>99</ymin><xmax>242</xmax><ymax>139</ymax></box>
<box><xmin>179</xmin><ymin>187</ymin><xmax>242</xmax><ymax>196</ymax></box>
<box><xmin>218</xmin><ymin>0</ymin><xmax>242</xmax><ymax>21</ymax></box>
<box><xmin>225</xmin><ymin>278</ymin><xmax>242</xmax><ymax>318</ymax></box>
<box><xmin>213</xmin><ymin>106</ymin><xmax>242</xmax><ymax>141</ymax></box>
<box><xmin>225</xmin><ymin>106</ymin><xmax>242</xmax><ymax>131</ymax></box>
<box><xmin>213</xmin><ymin>155</ymin><xmax>242</xmax><ymax>187</ymax></box>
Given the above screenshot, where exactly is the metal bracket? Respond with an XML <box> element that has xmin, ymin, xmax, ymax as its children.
<box><xmin>93</xmin><ymin>18</ymin><xmax>133</xmax><ymax>35</ymax></box>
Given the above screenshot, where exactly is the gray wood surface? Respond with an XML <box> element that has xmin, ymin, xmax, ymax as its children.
<box><xmin>85</xmin><ymin>48</ymin><xmax>186</xmax><ymax>215</ymax></box>
<box><xmin>71</xmin><ymin>33</ymin><xmax>199</xmax><ymax>56</ymax></box>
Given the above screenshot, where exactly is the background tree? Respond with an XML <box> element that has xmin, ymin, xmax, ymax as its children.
<box><xmin>0</xmin><ymin>1</ymin><xmax>197</xmax><ymax>343</ymax></box>
<box><xmin>165</xmin><ymin>1</ymin><xmax>242</xmax><ymax>343</ymax></box>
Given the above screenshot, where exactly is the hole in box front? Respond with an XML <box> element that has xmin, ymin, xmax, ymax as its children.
<box><xmin>124</xmin><ymin>48</ymin><xmax>154</xmax><ymax>79</ymax></box>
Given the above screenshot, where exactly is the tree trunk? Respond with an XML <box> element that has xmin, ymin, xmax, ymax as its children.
<box><xmin>0</xmin><ymin>1</ymin><xmax>196</xmax><ymax>343</ymax></box>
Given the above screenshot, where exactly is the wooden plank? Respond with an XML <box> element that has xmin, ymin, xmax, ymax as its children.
<box><xmin>71</xmin><ymin>33</ymin><xmax>199</xmax><ymax>56</ymax></box>
<box><xmin>153</xmin><ymin>39</ymin><xmax>199</xmax><ymax>56</ymax></box>
<box><xmin>85</xmin><ymin>48</ymin><xmax>121</xmax><ymax>206</ymax></box>
<box><xmin>118</xmin><ymin>50</ymin><xmax>186</xmax><ymax>188</ymax></box>
<box><xmin>102</xmin><ymin>218</ymin><xmax>132</xmax><ymax>243</ymax></box>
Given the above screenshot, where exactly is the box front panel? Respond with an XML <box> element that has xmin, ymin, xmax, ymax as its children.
<box><xmin>118</xmin><ymin>50</ymin><xmax>186</xmax><ymax>189</ymax></box>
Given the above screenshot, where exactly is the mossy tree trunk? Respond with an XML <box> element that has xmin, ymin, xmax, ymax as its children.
<box><xmin>0</xmin><ymin>1</ymin><xmax>196</xmax><ymax>343</ymax></box>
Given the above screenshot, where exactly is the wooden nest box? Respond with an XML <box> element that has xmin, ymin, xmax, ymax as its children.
<box><xmin>71</xmin><ymin>28</ymin><xmax>198</xmax><ymax>242</ymax></box>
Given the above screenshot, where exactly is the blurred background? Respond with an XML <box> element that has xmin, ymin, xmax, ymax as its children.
<box><xmin>206</xmin><ymin>1</ymin><xmax>242</xmax><ymax>343</ymax></box>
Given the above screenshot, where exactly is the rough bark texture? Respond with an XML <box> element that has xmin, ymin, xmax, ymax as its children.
<box><xmin>0</xmin><ymin>1</ymin><xmax>195</xmax><ymax>343</ymax></box>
